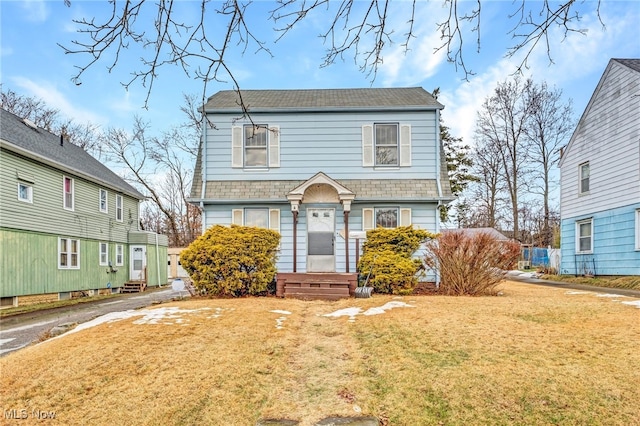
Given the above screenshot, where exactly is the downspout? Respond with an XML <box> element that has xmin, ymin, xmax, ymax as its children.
<box><xmin>435</xmin><ymin>107</ymin><xmax>443</xmax><ymax>234</ymax></box>
<box><xmin>434</xmin><ymin>108</ymin><xmax>443</xmax><ymax>289</ymax></box>
<box><xmin>199</xmin><ymin>113</ymin><xmax>208</xmax><ymax>233</ymax></box>
<box><xmin>155</xmin><ymin>232</ymin><xmax>161</xmax><ymax>287</ymax></box>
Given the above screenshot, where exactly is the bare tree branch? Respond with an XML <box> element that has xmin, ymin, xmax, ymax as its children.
<box><xmin>59</xmin><ymin>0</ymin><xmax>603</xmax><ymax>105</ymax></box>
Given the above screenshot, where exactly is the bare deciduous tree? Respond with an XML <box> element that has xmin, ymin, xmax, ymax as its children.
<box><xmin>524</xmin><ymin>81</ymin><xmax>573</xmax><ymax>246</ymax></box>
<box><xmin>59</xmin><ymin>0</ymin><xmax>603</xmax><ymax>106</ymax></box>
<box><xmin>475</xmin><ymin>77</ymin><xmax>533</xmax><ymax>240</ymax></box>
<box><xmin>100</xmin><ymin>114</ymin><xmax>201</xmax><ymax>247</ymax></box>
<box><xmin>1</xmin><ymin>86</ymin><xmax>101</xmax><ymax>153</ymax></box>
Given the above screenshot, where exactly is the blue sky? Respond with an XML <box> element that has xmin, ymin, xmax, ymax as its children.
<box><xmin>1</xmin><ymin>0</ymin><xmax>639</xmax><ymax>149</ymax></box>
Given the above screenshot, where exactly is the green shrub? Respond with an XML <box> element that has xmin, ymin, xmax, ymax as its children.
<box><xmin>423</xmin><ymin>231</ymin><xmax>521</xmax><ymax>296</ymax></box>
<box><xmin>357</xmin><ymin>226</ymin><xmax>435</xmax><ymax>295</ymax></box>
<box><xmin>179</xmin><ymin>225</ymin><xmax>280</xmax><ymax>297</ymax></box>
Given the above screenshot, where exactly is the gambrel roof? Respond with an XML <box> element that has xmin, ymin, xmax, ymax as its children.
<box><xmin>0</xmin><ymin>108</ymin><xmax>144</xmax><ymax>199</ymax></box>
<box><xmin>204</xmin><ymin>87</ymin><xmax>444</xmax><ymax>112</ymax></box>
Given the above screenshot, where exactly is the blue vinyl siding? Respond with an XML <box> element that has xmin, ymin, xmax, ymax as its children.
<box><xmin>205</xmin><ymin>111</ymin><xmax>438</xmax><ymax>181</ymax></box>
<box><xmin>205</xmin><ymin>202</ymin><xmax>438</xmax><ymax>273</ymax></box>
<box><xmin>560</xmin><ymin>203</ymin><xmax>640</xmax><ymax>275</ymax></box>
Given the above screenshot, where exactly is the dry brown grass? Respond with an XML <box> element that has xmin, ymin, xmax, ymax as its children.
<box><xmin>1</xmin><ymin>281</ymin><xmax>639</xmax><ymax>426</ymax></box>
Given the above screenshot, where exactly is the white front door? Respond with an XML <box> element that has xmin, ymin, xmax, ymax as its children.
<box><xmin>130</xmin><ymin>245</ymin><xmax>147</xmax><ymax>281</ymax></box>
<box><xmin>307</xmin><ymin>208</ymin><xmax>335</xmax><ymax>272</ymax></box>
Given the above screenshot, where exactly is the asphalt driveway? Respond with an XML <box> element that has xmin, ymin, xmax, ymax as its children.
<box><xmin>0</xmin><ymin>287</ymin><xmax>189</xmax><ymax>357</ymax></box>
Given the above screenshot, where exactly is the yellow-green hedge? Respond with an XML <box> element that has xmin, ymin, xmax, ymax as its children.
<box><xmin>180</xmin><ymin>225</ymin><xmax>280</xmax><ymax>297</ymax></box>
<box><xmin>357</xmin><ymin>226</ymin><xmax>436</xmax><ymax>295</ymax></box>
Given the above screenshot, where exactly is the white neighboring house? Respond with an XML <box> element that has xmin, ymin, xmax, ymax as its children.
<box><xmin>558</xmin><ymin>58</ymin><xmax>640</xmax><ymax>276</ymax></box>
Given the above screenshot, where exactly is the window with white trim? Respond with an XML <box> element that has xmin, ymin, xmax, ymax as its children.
<box><xmin>63</xmin><ymin>176</ymin><xmax>74</xmax><ymax>210</ymax></box>
<box><xmin>116</xmin><ymin>244</ymin><xmax>124</xmax><ymax>266</ymax></box>
<box><xmin>375</xmin><ymin>124</ymin><xmax>399</xmax><ymax>166</ymax></box>
<box><xmin>362</xmin><ymin>123</ymin><xmax>411</xmax><ymax>167</ymax></box>
<box><xmin>18</xmin><ymin>182</ymin><xmax>33</xmax><ymax>203</ymax></box>
<box><xmin>576</xmin><ymin>218</ymin><xmax>593</xmax><ymax>253</ymax></box>
<box><xmin>579</xmin><ymin>162</ymin><xmax>590</xmax><ymax>194</ymax></box>
<box><xmin>59</xmin><ymin>237</ymin><xmax>80</xmax><ymax>269</ymax></box>
<box><xmin>231</xmin><ymin>125</ymin><xmax>280</xmax><ymax>169</ymax></box>
<box><xmin>362</xmin><ymin>207</ymin><xmax>412</xmax><ymax>230</ymax></box>
<box><xmin>635</xmin><ymin>210</ymin><xmax>640</xmax><ymax>250</ymax></box>
<box><xmin>232</xmin><ymin>208</ymin><xmax>280</xmax><ymax>232</ymax></box>
<box><xmin>99</xmin><ymin>189</ymin><xmax>108</xmax><ymax>213</ymax></box>
<box><xmin>99</xmin><ymin>242</ymin><xmax>109</xmax><ymax>266</ymax></box>
<box><xmin>116</xmin><ymin>194</ymin><xmax>123</xmax><ymax>222</ymax></box>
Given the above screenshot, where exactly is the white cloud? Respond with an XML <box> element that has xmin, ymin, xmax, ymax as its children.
<box><xmin>378</xmin><ymin>2</ymin><xmax>449</xmax><ymax>86</ymax></box>
<box><xmin>11</xmin><ymin>76</ymin><xmax>106</xmax><ymax>125</ymax></box>
<box><xmin>439</xmin><ymin>4</ymin><xmax>640</xmax><ymax>147</ymax></box>
<box><xmin>20</xmin><ymin>0</ymin><xmax>49</xmax><ymax>23</ymax></box>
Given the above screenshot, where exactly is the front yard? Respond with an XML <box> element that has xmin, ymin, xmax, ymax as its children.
<box><xmin>1</xmin><ymin>281</ymin><xmax>638</xmax><ymax>425</ymax></box>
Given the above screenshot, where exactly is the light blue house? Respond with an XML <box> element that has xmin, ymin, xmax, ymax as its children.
<box><xmin>189</xmin><ymin>88</ymin><xmax>454</xmax><ymax>297</ymax></box>
<box><xmin>559</xmin><ymin>59</ymin><xmax>640</xmax><ymax>276</ymax></box>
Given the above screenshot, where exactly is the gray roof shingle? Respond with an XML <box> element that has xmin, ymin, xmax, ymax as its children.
<box><xmin>204</xmin><ymin>87</ymin><xmax>443</xmax><ymax>112</ymax></box>
<box><xmin>0</xmin><ymin>108</ymin><xmax>144</xmax><ymax>199</ymax></box>
<box><xmin>613</xmin><ymin>58</ymin><xmax>640</xmax><ymax>73</ymax></box>
<box><xmin>200</xmin><ymin>178</ymin><xmax>453</xmax><ymax>202</ymax></box>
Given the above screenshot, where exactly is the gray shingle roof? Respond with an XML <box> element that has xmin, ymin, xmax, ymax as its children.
<box><xmin>613</xmin><ymin>58</ymin><xmax>640</xmax><ymax>73</ymax></box>
<box><xmin>0</xmin><ymin>108</ymin><xmax>144</xmax><ymax>199</ymax></box>
<box><xmin>204</xmin><ymin>87</ymin><xmax>443</xmax><ymax>112</ymax></box>
<box><xmin>199</xmin><ymin>178</ymin><xmax>453</xmax><ymax>202</ymax></box>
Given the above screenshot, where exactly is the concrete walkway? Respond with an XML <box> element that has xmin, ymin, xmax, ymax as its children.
<box><xmin>505</xmin><ymin>271</ymin><xmax>640</xmax><ymax>298</ymax></box>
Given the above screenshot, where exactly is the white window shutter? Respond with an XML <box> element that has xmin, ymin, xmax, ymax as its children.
<box><xmin>363</xmin><ymin>208</ymin><xmax>374</xmax><ymax>231</ymax></box>
<box><xmin>269</xmin><ymin>209</ymin><xmax>280</xmax><ymax>232</ymax></box>
<box><xmin>400</xmin><ymin>124</ymin><xmax>411</xmax><ymax>166</ymax></box>
<box><xmin>269</xmin><ymin>125</ymin><xmax>280</xmax><ymax>168</ymax></box>
<box><xmin>231</xmin><ymin>126</ymin><xmax>243</xmax><ymax>168</ymax></box>
<box><xmin>362</xmin><ymin>125</ymin><xmax>374</xmax><ymax>167</ymax></box>
<box><xmin>400</xmin><ymin>208</ymin><xmax>412</xmax><ymax>226</ymax></box>
<box><xmin>232</xmin><ymin>209</ymin><xmax>243</xmax><ymax>225</ymax></box>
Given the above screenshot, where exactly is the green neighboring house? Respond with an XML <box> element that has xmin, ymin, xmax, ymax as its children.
<box><xmin>0</xmin><ymin>108</ymin><xmax>168</xmax><ymax>307</ymax></box>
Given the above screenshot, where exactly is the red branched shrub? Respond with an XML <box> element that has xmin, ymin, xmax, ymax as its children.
<box><xmin>423</xmin><ymin>231</ymin><xmax>520</xmax><ymax>296</ymax></box>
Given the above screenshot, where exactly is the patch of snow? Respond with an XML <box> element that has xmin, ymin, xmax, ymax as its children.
<box><xmin>49</xmin><ymin>306</ymin><xmax>209</xmax><ymax>338</ymax></box>
<box><xmin>323</xmin><ymin>302</ymin><xmax>415</xmax><ymax>322</ymax></box>
<box><xmin>565</xmin><ymin>291</ymin><xmax>593</xmax><ymax>295</ymax></box>
<box><xmin>270</xmin><ymin>310</ymin><xmax>291</xmax><ymax>315</ymax></box>
<box><xmin>621</xmin><ymin>300</ymin><xmax>640</xmax><ymax>308</ymax></box>
<box><xmin>275</xmin><ymin>317</ymin><xmax>287</xmax><ymax>330</ymax></box>
<box><xmin>363</xmin><ymin>301</ymin><xmax>415</xmax><ymax>316</ymax></box>
<box><xmin>596</xmin><ymin>293</ymin><xmax>629</xmax><ymax>298</ymax></box>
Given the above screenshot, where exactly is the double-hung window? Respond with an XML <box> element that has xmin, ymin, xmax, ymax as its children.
<box><xmin>232</xmin><ymin>208</ymin><xmax>280</xmax><ymax>232</ymax></box>
<box><xmin>63</xmin><ymin>176</ymin><xmax>74</xmax><ymax>210</ymax></box>
<box><xmin>579</xmin><ymin>162</ymin><xmax>590</xmax><ymax>194</ymax></box>
<box><xmin>116</xmin><ymin>244</ymin><xmax>124</xmax><ymax>266</ymax></box>
<box><xmin>59</xmin><ymin>237</ymin><xmax>80</xmax><ymax>269</ymax></box>
<box><xmin>18</xmin><ymin>182</ymin><xmax>33</xmax><ymax>203</ymax></box>
<box><xmin>362</xmin><ymin>123</ymin><xmax>411</xmax><ymax>167</ymax></box>
<box><xmin>231</xmin><ymin>124</ymin><xmax>280</xmax><ymax>169</ymax></box>
<box><xmin>99</xmin><ymin>189</ymin><xmax>108</xmax><ymax>213</ymax></box>
<box><xmin>576</xmin><ymin>219</ymin><xmax>593</xmax><ymax>253</ymax></box>
<box><xmin>116</xmin><ymin>194</ymin><xmax>123</xmax><ymax>222</ymax></box>
<box><xmin>99</xmin><ymin>242</ymin><xmax>109</xmax><ymax>266</ymax></box>
<box><xmin>362</xmin><ymin>207</ymin><xmax>412</xmax><ymax>230</ymax></box>
<box><xmin>375</xmin><ymin>124</ymin><xmax>399</xmax><ymax>166</ymax></box>
<box><xmin>244</xmin><ymin>125</ymin><xmax>268</xmax><ymax>167</ymax></box>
